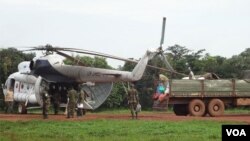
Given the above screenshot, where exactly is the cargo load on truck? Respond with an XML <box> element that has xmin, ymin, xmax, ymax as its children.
<box><xmin>152</xmin><ymin>76</ymin><xmax>250</xmax><ymax>117</ymax></box>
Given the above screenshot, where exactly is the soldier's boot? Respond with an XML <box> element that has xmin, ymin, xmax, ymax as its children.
<box><xmin>131</xmin><ymin>111</ymin><xmax>135</xmax><ymax>119</ymax></box>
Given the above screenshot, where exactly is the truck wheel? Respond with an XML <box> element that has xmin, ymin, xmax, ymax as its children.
<box><xmin>173</xmin><ymin>104</ymin><xmax>188</xmax><ymax>116</ymax></box>
<box><xmin>208</xmin><ymin>99</ymin><xmax>224</xmax><ymax>117</ymax></box>
<box><xmin>188</xmin><ymin>99</ymin><xmax>205</xmax><ymax>117</ymax></box>
<box><xmin>18</xmin><ymin>103</ymin><xmax>27</xmax><ymax>114</ymax></box>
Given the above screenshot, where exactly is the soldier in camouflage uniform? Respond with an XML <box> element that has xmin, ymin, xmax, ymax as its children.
<box><xmin>41</xmin><ymin>85</ymin><xmax>50</xmax><ymax>119</ymax></box>
<box><xmin>67</xmin><ymin>86</ymin><xmax>78</xmax><ymax>118</ymax></box>
<box><xmin>127</xmin><ymin>83</ymin><xmax>140</xmax><ymax>119</ymax></box>
<box><xmin>53</xmin><ymin>86</ymin><xmax>61</xmax><ymax>115</ymax></box>
<box><xmin>77</xmin><ymin>89</ymin><xmax>86</xmax><ymax>117</ymax></box>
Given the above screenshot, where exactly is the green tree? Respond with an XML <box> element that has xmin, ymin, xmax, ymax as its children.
<box><xmin>214</xmin><ymin>48</ymin><xmax>250</xmax><ymax>78</ymax></box>
<box><xmin>166</xmin><ymin>44</ymin><xmax>206</xmax><ymax>76</ymax></box>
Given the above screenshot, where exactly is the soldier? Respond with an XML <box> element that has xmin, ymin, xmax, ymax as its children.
<box><xmin>127</xmin><ymin>83</ymin><xmax>140</xmax><ymax>119</ymax></box>
<box><xmin>53</xmin><ymin>86</ymin><xmax>61</xmax><ymax>115</ymax></box>
<box><xmin>77</xmin><ymin>88</ymin><xmax>86</xmax><ymax>117</ymax></box>
<box><xmin>67</xmin><ymin>86</ymin><xmax>77</xmax><ymax>118</ymax></box>
<box><xmin>4</xmin><ymin>87</ymin><xmax>14</xmax><ymax>114</ymax></box>
<box><xmin>41</xmin><ymin>85</ymin><xmax>50</xmax><ymax>119</ymax></box>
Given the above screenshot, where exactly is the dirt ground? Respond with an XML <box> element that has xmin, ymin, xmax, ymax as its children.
<box><xmin>0</xmin><ymin>112</ymin><xmax>250</xmax><ymax>123</ymax></box>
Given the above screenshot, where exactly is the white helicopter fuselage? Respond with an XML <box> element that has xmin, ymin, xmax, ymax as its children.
<box><xmin>3</xmin><ymin>61</ymin><xmax>38</xmax><ymax>105</ymax></box>
<box><xmin>4</xmin><ymin>72</ymin><xmax>38</xmax><ymax>104</ymax></box>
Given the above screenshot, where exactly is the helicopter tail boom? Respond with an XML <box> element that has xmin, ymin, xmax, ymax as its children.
<box><xmin>130</xmin><ymin>49</ymin><xmax>157</xmax><ymax>81</ymax></box>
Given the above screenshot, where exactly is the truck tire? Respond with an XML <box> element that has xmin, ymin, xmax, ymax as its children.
<box><xmin>188</xmin><ymin>99</ymin><xmax>205</xmax><ymax>117</ymax></box>
<box><xmin>173</xmin><ymin>104</ymin><xmax>188</xmax><ymax>116</ymax></box>
<box><xmin>208</xmin><ymin>99</ymin><xmax>224</xmax><ymax>117</ymax></box>
<box><xmin>18</xmin><ymin>103</ymin><xmax>27</xmax><ymax>114</ymax></box>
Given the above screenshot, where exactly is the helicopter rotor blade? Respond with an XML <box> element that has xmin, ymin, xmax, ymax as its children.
<box><xmin>20</xmin><ymin>48</ymin><xmax>38</xmax><ymax>52</ymax></box>
<box><xmin>60</xmin><ymin>48</ymin><xmax>186</xmax><ymax>75</ymax></box>
<box><xmin>160</xmin><ymin>17</ymin><xmax>166</xmax><ymax>48</ymax></box>
<box><xmin>61</xmin><ymin>48</ymin><xmax>139</xmax><ymax>63</ymax></box>
<box><xmin>52</xmin><ymin>47</ymin><xmax>181</xmax><ymax>74</ymax></box>
<box><xmin>55</xmin><ymin>50</ymin><xmax>86</xmax><ymax>66</ymax></box>
<box><xmin>160</xmin><ymin>52</ymin><xmax>174</xmax><ymax>72</ymax></box>
<box><xmin>158</xmin><ymin>17</ymin><xmax>181</xmax><ymax>75</ymax></box>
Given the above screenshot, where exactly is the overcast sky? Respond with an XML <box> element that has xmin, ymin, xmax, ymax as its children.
<box><xmin>0</xmin><ymin>0</ymin><xmax>250</xmax><ymax>68</ymax></box>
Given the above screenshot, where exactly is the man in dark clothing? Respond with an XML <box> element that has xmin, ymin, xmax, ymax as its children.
<box><xmin>53</xmin><ymin>91</ymin><xmax>61</xmax><ymax>115</ymax></box>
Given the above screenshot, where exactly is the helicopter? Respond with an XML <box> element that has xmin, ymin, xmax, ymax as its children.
<box><xmin>2</xmin><ymin>17</ymin><xmax>175</xmax><ymax>114</ymax></box>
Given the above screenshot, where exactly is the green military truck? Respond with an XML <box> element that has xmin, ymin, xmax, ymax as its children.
<box><xmin>153</xmin><ymin>79</ymin><xmax>250</xmax><ymax>117</ymax></box>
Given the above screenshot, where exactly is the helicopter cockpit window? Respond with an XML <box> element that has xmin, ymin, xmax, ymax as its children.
<box><xmin>29</xmin><ymin>60</ymin><xmax>34</xmax><ymax>70</ymax></box>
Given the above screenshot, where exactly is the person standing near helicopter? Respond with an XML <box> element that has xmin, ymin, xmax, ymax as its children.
<box><xmin>127</xmin><ymin>83</ymin><xmax>140</xmax><ymax>119</ymax></box>
<box><xmin>41</xmin><ymin>84</ymin><xmax>50</xmax><ymax>119</ymax></box>
<box><xmin>67</xmin><ymin>86</ymin><xmax>78</xmax><ymax>118</ymax></box>
<box><xmin>77</xmin><ymin>87</ymin><xmax>86</xmax><ymax>117</ymax></box>
<box><xmin>4</xmin><ymin>87</ymin><xmax>14</xmax><ymax>114</ymax></box>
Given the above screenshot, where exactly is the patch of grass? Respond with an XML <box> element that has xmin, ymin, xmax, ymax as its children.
<box><xmin>225</xmin><ymin>107</ymin><xmax>250</xmax><ymax>114</ymax></box>
<box><xmin>0</xmin><ymin>118</ymin><xmax>243</xmax><ymax>141</ymax></box>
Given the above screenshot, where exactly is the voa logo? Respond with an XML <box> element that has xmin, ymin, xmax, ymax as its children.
<box><xmin>226</xmin><ymin>129</ymin><xmax>246</xmax><ymax>136</ymax></box>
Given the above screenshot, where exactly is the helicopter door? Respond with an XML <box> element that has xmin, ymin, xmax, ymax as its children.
<box><xmin>34</xmin><ymin>76</ymin><xmax>43</xmax><ymax>106</ymax></box>
<box><xmin>82</xmin><ymin>82</ymin><xmax>113</xmax><ymax>110</ymax></box>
